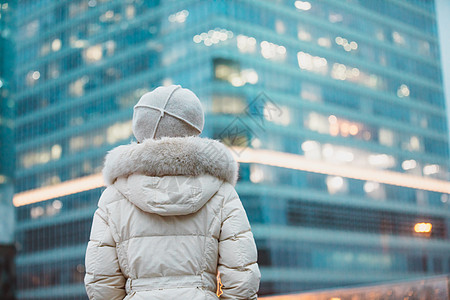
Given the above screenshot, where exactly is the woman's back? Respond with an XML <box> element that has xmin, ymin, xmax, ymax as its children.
<box><xmin>85</xmin><ymin>137</ymin><xmax>260</xmax><ymax>299</ymax></box>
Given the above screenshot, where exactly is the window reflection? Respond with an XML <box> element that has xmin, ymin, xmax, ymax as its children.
<box><xmin>21</xmin><ymin>144</ymin><xmax>61</xmax><ymax>169</ymax></box>
<box><xmin>106</xmin><ymin>120</ymin><xmax>132</xmax><ymax>144</ymax></box>
<box><xmin>126</xmin><ymin>5</ymin><xmax>136</xmax><ymax>19</ymax></box>
<box><xmin>260</xmin><ymin>40</ymin><xmax>286</xmax><ymax>61</ymax></box>
<box><xmin>297</xmin><ymin>52</ymin><xmax>328</xmax><ymax>75</ymax></box>
<box><xmin>83</xmin><ymin>45</ymin><xmax>102</xmax><ymax>63</ymax></box>
<box><xmin>301</xmin><ymin>139</ymin><xmax>398</xmax><ymax>170</ymax></box>
<box><xmin>236</xmin><ymin>34</ymin><xmax>257</xmax><ymax>53</ymax></box>
<box><xmin>294</xmin><ymin>1</ymin><xmax>312</xmax><ymax>11</ymax></box>
<box><xmin>213</xmin><ymin>58</ymin><xmax>259</xmax><ymax>87</ymax></box>
<box><xmin>69</xmin><ymin>0</ymin><xmax>88</xmax><ymax>18</ymax></box>
<box><xmin>305</xmin><ymin>112</ymin><xmax>373</xmax><ymax>141</ymax></box>
<box><xmin>25</xmin><ymin>71</ymin><xmax>40</xmax><ymax>86</ymax></box>
<box><xmin>168</xmin><ymin>10</ymin><xmax>189</xmax><ymax>23</ymax></box>
<box><xmin>193</xmin><ymin>28</ymin><xmax>233</xmax><ymax>46</ymax></box>
<box><xmin>335</xmin><ymin>36</ymin><xmax>358</xmax><ymax>52</ymax></box>
<box><xmin>212</xmin><ymin>95</ymin><xmax>246</xmax><ymax>114</ymax></box>
<box><xmin>326</xmin><ymin>176</ymin><xmax>347</xmax><ymax>194</ymax></box>
<box><xmin>69</xmin><ymin>76</ymin><xmax>89</xmax><ymax>97</ymax></box>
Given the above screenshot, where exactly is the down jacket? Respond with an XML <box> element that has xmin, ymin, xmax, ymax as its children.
<box><xmin>84</xmin><ymin>136</ymin><xmax>260</xmax><ymax>299</ymax></box>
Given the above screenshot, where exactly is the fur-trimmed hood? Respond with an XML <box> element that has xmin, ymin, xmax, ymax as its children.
<box><xmin>86</xmin><ymin>140</ymin><xmax>260</xmax><ymax>299</ymax></box>
<box><xmin>103</xmin><ymin>136</ymin><xmax>238</xmax><ymax>186</ymax></box>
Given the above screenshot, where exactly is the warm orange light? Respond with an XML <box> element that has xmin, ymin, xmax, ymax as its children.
<box><xmin>13</xmin><ymin>173</ymin><xmax>104</xmax><ymax>207</ymax></box>
<box><xmin>329</xmin><ymin>124</ymin><xmax>339</xmax><ymax>136</ymax></box>
<box><xmin>262</xmin><ymin>296</ymin><xmax>341</xmax><ymax>300</ymax></box>
<box><xmin>12</xmin><ymin>148</ymin><xmax>450</xmax><ymax>207</ymax></box>
<box><xmin>230</xmin><ymin>147</ymin><xmax>450</xmax><ymax>194</ymax></box>
<box><xmin>414</xmin><ymin>222</ymin><xmax>432</xmax><ymax>233</ymax></box>
<box><xmin>340</xmin><ymin>122</ymin><xmax>350</xmax><ymax>137</ymax></box>
<box><xmin>216</xmin><ymin>271</ymin><xmax>223</xmax><ymax>297</ymax></box>
<box><xmin>328</xmin><ymin>115</ymin><xmax>337</xmax><ymax>124</ymax></box>
<box><xmin>260</xmin><ymin>296</ymin><xmax>298</xmax><ymax>300</ymax></box>
<box><xmin>349</xmin><ymin>124</ymin><xmax>359</xmax><ymax>135</ymax></box>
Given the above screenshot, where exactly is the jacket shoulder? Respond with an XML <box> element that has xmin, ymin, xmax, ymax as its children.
<box><xmin>97</xmin><ymin>185</ymin><xmax>125</xmax><ymax>210</ymax></box>
<box><xmin>216</xmin><ymin>181</ymin><xmax>239</xmax><ymax>200</ymax></box>
<box><xmin>216</xmin><ymin>181</ymin><xmax>247</xmax><ymax>226</ymax></box>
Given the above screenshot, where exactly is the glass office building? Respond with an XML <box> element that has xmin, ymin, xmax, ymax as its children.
<box><xmin>11</xmin><ymin>0</ymin><xmax>450</xmax><ymax>299</ymax></box>
<box><xmin>0</xmin><ymin>0</ymin><xmax>16</xmax><ymax>299</ymax></box>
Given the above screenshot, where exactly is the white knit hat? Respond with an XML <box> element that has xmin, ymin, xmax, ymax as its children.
<box><xmin>132</xmin><ymin>85</ymin><xmax>204</xmax><ymax>142</ymax></box>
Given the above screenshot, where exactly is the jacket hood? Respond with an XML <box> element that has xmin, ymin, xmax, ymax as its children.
<box><xmin>114</xmin><ymin>174</ymin><xmax>222</xmax><ymax>216</ymax></box>
<box><xmin>102</xmin><ymin>136</ymin><xmax>238</xmax><ymax>216</ymax></box>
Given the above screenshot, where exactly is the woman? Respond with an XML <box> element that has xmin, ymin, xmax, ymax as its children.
<box><xmin>84</xmin><ymin>85</ymin><xmax>260</xmax><ymax>299</ymax></box>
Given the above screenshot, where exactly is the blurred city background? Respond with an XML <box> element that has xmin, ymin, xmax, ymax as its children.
<box><xmin>1</xmin><ymin>0</ymin><xmax>450</xmax><ymax>299</ymax></box>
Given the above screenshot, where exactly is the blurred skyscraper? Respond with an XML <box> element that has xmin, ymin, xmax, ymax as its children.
<box><xmin>436</xmin><ymin>0</ymin><xmax>450</xmax><ymax>138</ymax></box>
<box><xmin>11</xmin><ymin>0</ymin><xmax>450</xmax><ymax>299</ymax></box>
<box><xmin>0</xmin><ymin>0</ymin><xmax>16</xmax><ymax>299</ymax></box>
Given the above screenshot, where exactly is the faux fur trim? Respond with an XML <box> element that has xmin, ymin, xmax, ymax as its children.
<box><xmin>103</xmin><ymin>136</ymin><xmax>238</xmax><ymax>186</ymax></box>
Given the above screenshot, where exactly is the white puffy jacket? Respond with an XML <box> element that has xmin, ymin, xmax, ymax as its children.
<box><xmin>84</xmin><ymin>136</ymin><xmax>260</xmax><ymax>299</ymax></box>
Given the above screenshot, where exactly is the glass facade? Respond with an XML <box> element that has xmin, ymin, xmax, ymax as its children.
<box><xmin>11</xmin><ymin>0</ymin><xmax>450</xmax><ymax>299</ymax></box>
<box><xmin>0</xmin><ymin>0</ymin><xmax>16</xmax><ymax>298</ymax></box>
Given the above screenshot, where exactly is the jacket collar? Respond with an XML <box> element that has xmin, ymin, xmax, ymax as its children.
<box><xmin>103</xmin><ymin>136</ymin><xmax>238</xmax><ymax>186</ymax></box>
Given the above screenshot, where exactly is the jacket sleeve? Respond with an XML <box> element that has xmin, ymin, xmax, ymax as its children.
<box><xmin>218</xmin><ymin>183</ymin><xmax>261</xmax><ymax>299</ymax></box>
<box><xmin>85</xmin><ymin>187</ymin><xmax>126</xmax><ymax>300</ymax></box>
